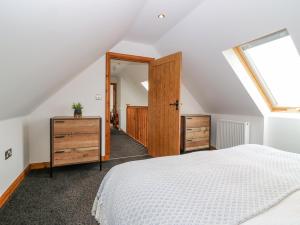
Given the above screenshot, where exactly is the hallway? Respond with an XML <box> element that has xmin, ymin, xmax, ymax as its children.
<box><xmin>110</xmin><ymin>128</ymin><xmax>148</xmax><ymax>159</ymax></box>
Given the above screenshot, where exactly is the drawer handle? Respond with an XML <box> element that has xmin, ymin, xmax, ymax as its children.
<box><xmin>186</xmin><ymin>118</ymin><xmax>192</xmax><ymax>120</ymax></box>
<box><xmin>56</xmin><ymin>150</ymin><xmax>65</xmax><ymax>153</ymax></box>
<box><xmin>55</xmin><ymin>120</ymin><xmax>65</xmax><ymax>123</ymax></box>
<box><xmin>187</xmin><ymin>128</ymin><xmax>193</xmax><ymax>131</ymax></box>
<box><xmin>55</xmin><ymin>135</ymin><xmax>65</xmax><ymax>139</ymax></box>
<box><xmin>55</xmin><ymin>149</ymin><xmax>72</xmax><ymax>153</ymax></box>
<box><xmin>187</xmin><ymin>139</ymin><xmax>193</xmax><ymax>142</ymax></box>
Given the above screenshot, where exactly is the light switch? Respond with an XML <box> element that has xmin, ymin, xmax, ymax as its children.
<box><xmin>95</xmin><ymin>94</ymin><xmax>102</xmax><ymax>100</ymax></box>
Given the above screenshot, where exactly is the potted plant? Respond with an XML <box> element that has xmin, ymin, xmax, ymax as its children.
<box><xmin>72</xmin><ymin>102</ymin><xmax>83</xmax><ymax>118</ymax></box>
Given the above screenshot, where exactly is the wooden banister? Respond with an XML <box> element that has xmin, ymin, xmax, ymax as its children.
<box><xmin>126</xmin><ymin>106</ymin><xmax>148</xmax><ymax>147</ymax></box>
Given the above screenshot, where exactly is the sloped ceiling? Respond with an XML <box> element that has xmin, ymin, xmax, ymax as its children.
<box><xmin>1</xmin><ymin>0</ymin><xmax>300</xmax><ymax>119</ymax></box>
<box><xmin>155</xmin><ymin>0</ymin><xmax>300</xmax><ymax>116</ymax></box>
<box><xmin>125</xmin><ymin>0</ymin><xmax>205</xmax><ymax>43</ymax></box>
<box><xmin>0</xmin><ymin>0</ymin><xmax>146</xmax><ymax>120</ymax></box>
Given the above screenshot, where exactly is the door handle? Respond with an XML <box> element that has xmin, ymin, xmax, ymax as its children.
<box><xmin>169</xmin><ymin>100</ymin><xmax>179</xmax><ymax>110</ymax></box>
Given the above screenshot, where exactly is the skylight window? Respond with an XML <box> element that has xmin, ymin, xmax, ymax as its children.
<box><xmin>235</xmin><ymin>29</ymin><xmax>300</xmax><ymax>111</ymax></box>
<box><xmin>141</xmin><ymin>80</ymin><xmax>149</xmax><ymax>91</ymax></box>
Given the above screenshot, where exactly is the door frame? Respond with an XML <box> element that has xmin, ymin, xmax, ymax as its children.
<box><xmin>105</xmin><ymin>52</ymin><xmax>154</xmax><ymax>160</ymax></box>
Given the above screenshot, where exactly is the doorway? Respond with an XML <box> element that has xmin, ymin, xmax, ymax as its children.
<box><xmin>105</xmin><ymin>53</ymin><xmax>154</xmax><ymax>160</ymax></box>
<box><xmin>105</xmin><ymin>52</ymin><xmax>182</xmax><ymax>160</ymax></box>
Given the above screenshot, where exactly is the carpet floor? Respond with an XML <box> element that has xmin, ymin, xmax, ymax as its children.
<box><xmin>0</xmin><ymin>156</ymin><xmax>150</xmax><ymax>225</ymax></box>
<box><xmin>110</xmin><ymin>129</ymin><xmax>148</xmax><ymax>159</ymax></box>
<box><xmin>0</xmin><ymin>130</ymin><xmax>150</xmax><ymax>225</ymax></box>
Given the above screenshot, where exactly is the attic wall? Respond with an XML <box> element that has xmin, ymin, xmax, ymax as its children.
<box><xmin>155</xmin><ymin>0</ymin><xmax>300</xmax><ymax>116</ymax></box>
<box><xmin>264</xmin><ymin>114</ymin><xmax>300</xmax><ymax>154</ymax></box>
<box><xmin>27</xmin><ymin>41</ymin><xmax>204</xmax><ymax>163</ymax></box>
<box><xmin>0</xmin><ymin>0</ymin><xmax>147</xmax><ymax>120</ymax></box>
<box><xmin>0</xmin><ymin>117</ymin><xmax>29</xmax><ymax>197</ymax></box>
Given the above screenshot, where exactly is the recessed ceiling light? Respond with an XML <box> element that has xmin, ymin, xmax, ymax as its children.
<box><xmin>158</xmin><ymin>13</ymin><xmax>166</xmax><ymax>19</ymax></box>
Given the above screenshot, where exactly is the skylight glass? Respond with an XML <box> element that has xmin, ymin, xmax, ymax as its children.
<box><xmin>240</xmin><ymin>29</ymin><xmax>300</xmax><ymax>108</ymax></box>
<box><xmin>141</xmin><ymin>80</ymin><xmax>148</xmax><ymax>91</ymax></box>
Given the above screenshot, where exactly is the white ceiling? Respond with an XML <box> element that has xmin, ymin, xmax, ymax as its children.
<box><xmin>111</xmin><ymin>59</ymin><xmax>148</xmax><ymax>76</ymax></box>
<box><xmin>111</xmin><ymin>60</ymin><xmax>131</xmax><ymax>76</ymax></box>
<box><xmin>111</xmin><ymin>59</ymin><xmax>148</xmax><ymax>83</ymax></box>
<box><xmin>155</xmin><ymin>0</ymin><xmax>300</xmax><ymax>116</ymax></box>
<box><xmin>1</xmin><ymin>0</ymin><xmax>300</xmax><ymax>119</ymax></box>
<box><xmin>125</xmin><ymin>0</ymin><xmax>205</xmax><ymax>44</ymax></box>
<box><xmin>0</xmin><ymin>0</ymin><xmax>146</xmax><ymax>119</ymax></box>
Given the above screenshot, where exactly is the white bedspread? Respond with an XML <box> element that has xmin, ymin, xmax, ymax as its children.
<box><xmin>92</xmin><ymin>145</ymin><xmax>300</xmax><ymax>225</ymax></box>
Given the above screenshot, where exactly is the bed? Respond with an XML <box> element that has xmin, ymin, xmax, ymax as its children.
<box><xmin>92</xmin><ymin>145</ymin><xmax>300</xmax><ymax>225</ymax></box>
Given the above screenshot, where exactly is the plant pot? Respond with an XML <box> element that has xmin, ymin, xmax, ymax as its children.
<box><xmin>74</xmin><ymin>109</ymin><xmax>82</xmax><ymax>118</ymax></box>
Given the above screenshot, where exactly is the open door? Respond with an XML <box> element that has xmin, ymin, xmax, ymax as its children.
<box><xmin>148</xmin><ymin>52</ymin><xmax>181</xmax><ymax>157</ymax></box>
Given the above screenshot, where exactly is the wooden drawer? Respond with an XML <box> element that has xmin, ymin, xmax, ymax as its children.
<box><xmin>53</xmin><ymin>148</ymin><xmax>99</xmax><ymax>166</ymax></box>
<box><xmin>185</xmin><ymin>139</ymin><xmax>209</xmax><ymax>151</ymax></box>
<box><xmin>186</xmin><ymin>127</ymin><xmax>209</xmax><ymax>132</ymax></box>
<box><xmin>53</xmin><ymin>119</ymin><xmax>99</xmax><ymax>134</ymax></box>
<box><xmin>54</xmin><ymin>133</ymin><xmax>99</xmax><ymax>150</ymax></box>
<box><xmin>186</xmin><ymin>130</ymin><xmax>209</xmax><ymax>139</ymax></box>
<box><xmin>185</xmin><ymin>117</ymin><xmax>209</xmax><ymax>128</ymax></box>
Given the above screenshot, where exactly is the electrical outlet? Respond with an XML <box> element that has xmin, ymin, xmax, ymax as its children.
<box><xmin>5</xmin><ymin>148</ymin><xmax>12</xmax><ymax>160</ymax></box>
<box><xmin>95</xmin><ymin>94</ymin><xmax>102</xmax><ymax>101</ymax></box>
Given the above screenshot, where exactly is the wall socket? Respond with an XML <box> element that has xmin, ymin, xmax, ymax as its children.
<box><xmin>95</xmin><ymin>94</ymin><xmax>102</xmax><ymax>101</ymax></box>
<box><xmin>5</xmin><ymin>148</ymin><xmax>12</xmax><ymax>160</ymax></box>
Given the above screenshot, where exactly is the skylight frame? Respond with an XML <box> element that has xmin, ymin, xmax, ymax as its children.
<box><xmin>234</xmin><ymin>29</ymin><xmax>300</xmax><ymax>112</ymax></box>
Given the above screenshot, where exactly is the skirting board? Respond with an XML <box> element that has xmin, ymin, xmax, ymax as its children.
<box><xmin>30</xmin><ymin>155</ymin><xmax>108</xmax><ymax>170</ymax></box>
<box><xmin>30</xmin><ymin>162</ymin><xmax>50</xmax><ymax>170</ymax></box>
<box><xmin>0</xmin><ymin>165</ymin><xmax>30</xmax><ymax>208</ymax></box>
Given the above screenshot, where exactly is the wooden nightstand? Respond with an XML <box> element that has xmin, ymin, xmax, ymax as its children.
<box><xmin>180</xmin><ymin>114</ymin><xmax>211</xmax><ymax>153</ymax></box>
<box><xmin>50</xmin><ymin>117</ymin><xmax>102</xmax><ymax>177</ymax></box>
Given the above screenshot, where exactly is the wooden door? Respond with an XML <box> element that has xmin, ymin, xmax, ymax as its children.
<box><xmin>148</xmin><ymin>52</ymin><xmax>182</xmax><ymax>157</ymax></box>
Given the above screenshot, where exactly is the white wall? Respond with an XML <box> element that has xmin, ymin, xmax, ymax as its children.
<box><xmin>0</xmin><ymin>0</ymin><xmax>147</xmax><ymax>120</ymax></box>
<box><xmin>110</xmin><ymin>84</ymin><xmax>114</xmax><ymax>111</ymax></box>
<box><xmin>155</xmin><ymin>0</ymin><xmax>300</xmax><ymax>116</ymax></box>
<box><xmin>211</xmin><ymin>114</ymin><xmax>264</xmax><ymax>148</ymax></box>
<box><xmin>223</xmin><ymin>46</ymin><xmax>300</xmax><ymax>153</ymax></box>
<box><xmin>114</xmin><ymin>63</ymin><xmax>148</xmax><ymax>131</ymax></box>
<box><xmin>181</xmin><ymin>84</ymin><xmax>205</xmax><ymax>114</ymax></box>
<box><xmin>119</xmin><ymin>80</ymin><xmax>148</xmax><ymax>131</ymax></box>
<box><xmin>264</xmin><ymin>114</ymin><xmax>300</xmax><ymax>154</ymax></box>
<box><xmin>0</xmin><ymin>116</ymin><xmax>29</xmax><ymax>196</ymax></box>
<box><xmin>27</xmin><ymin>40</ymin><xmax>204</xmax><ymax>163</ymax></box>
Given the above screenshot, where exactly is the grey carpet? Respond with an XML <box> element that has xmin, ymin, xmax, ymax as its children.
<box><xmin>110</xmin><ymin>129</ymin><xmax>148</xmax><ymax>159</ymax></box>
<box><xmin>0</xmin><ymin>155</ymin><xmax>150</xmax><ymax>225</ymax></box>
<box><xmin>0</xmin><ymin>128</ymin><xmax>149</xmax><ymax>225</ymax></box>
<box><xmin>110</xmin><ymin>127</ymin><xmax>124</xmax><ymax>136</ymax></box>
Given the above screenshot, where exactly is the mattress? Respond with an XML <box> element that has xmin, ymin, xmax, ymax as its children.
<box><xmin>92</xmin><ymin>144</ymin><xmax>300</xmax><ymax>225</ymax></box>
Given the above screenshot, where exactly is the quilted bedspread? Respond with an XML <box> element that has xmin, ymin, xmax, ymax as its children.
<box><xmin>92</xmin><ymin>144</ymin><xmax>300</xmax><ymax>225</ymax></box>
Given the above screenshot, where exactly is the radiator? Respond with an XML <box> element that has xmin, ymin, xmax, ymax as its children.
<box><xmin>216</xmin><ymin>120</ymin><xmax>250</xmax><ymax>149</ymax></box>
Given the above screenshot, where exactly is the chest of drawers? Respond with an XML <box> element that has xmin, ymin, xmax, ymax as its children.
<box><xmin>180</xmin><ymin>115</ymin><xmax>211</xmax><ymax>153</ymax></box>
<box><xmin>50</xmin><ymin>117</ymin><xmax>101</xmax><ymax>176</ymax></box>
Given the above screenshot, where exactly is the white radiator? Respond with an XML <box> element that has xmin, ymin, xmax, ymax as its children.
<box><xmin>216</xmin><ymin>120</ymin><xmax>250</xmax><ymax>149</ymax></box>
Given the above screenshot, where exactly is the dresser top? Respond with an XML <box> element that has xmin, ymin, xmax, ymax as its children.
<box><xmin>52</xmin><ymin>116</ymin><xmax>101</xmax><ymax>120</ymax></box>
<box><xmin>181</xmin><ymin>114</ymin><xmax>210</xmax><ymax>117</ymax></box>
